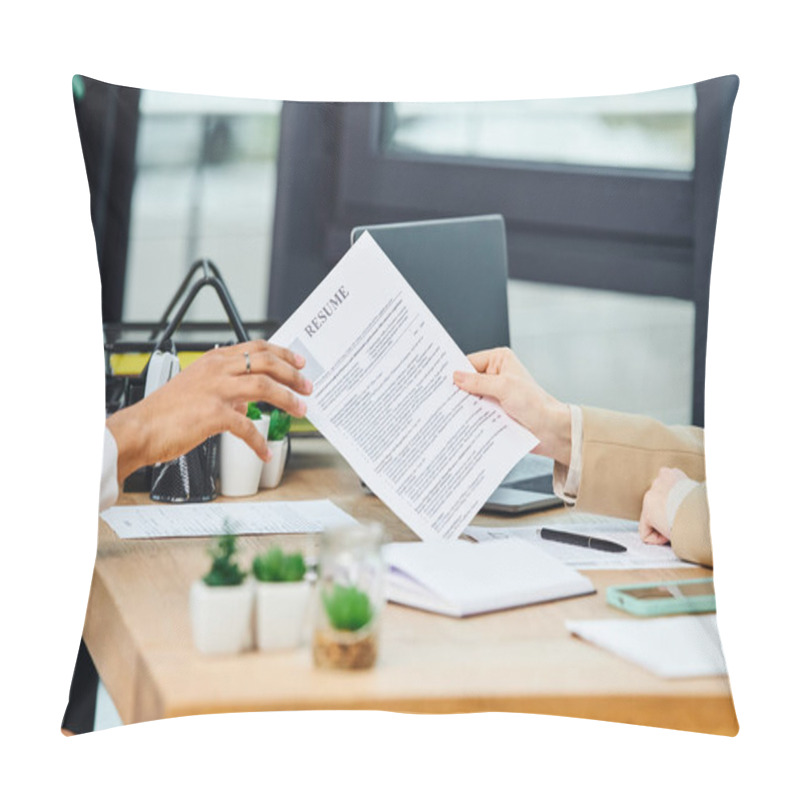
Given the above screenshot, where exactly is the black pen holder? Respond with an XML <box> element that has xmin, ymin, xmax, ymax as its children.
<box><xmin>149</xmin><ymin>435</ymin><xmax>220</xmax><ymax>503</ymax></box>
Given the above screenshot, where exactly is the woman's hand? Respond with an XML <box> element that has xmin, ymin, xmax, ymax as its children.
<box><xmin>107</xmin><ymin>340</ymin><xmax>312</xmax><ymax>482</ymax></box>
<box><xmin>638</xmin><ymin>467</ymin><xmax>687</xmax><ymax>545</ymax></box>
<box><xmin>453</xmin><ymin>347</ymin><xmax>572</xmax><ymax>466</ymax></box>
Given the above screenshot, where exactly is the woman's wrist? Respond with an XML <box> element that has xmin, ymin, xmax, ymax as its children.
<box><xmin>536</xmin><ymin>398</ymin><xmax>572</xmax><ymax>467</ymax></box>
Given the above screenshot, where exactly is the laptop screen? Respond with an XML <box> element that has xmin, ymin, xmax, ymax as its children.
<box><xmin>351</xmin><ymin>215</ymin><xmax>510</xmax><ymax>356</ymax></box>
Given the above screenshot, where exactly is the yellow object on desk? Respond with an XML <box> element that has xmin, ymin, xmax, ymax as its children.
<box><xmin>108</xmin><ymin>351</ymin><xmax>205</xmax><ymax>376</ymax></box>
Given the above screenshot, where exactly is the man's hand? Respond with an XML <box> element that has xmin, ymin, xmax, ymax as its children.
<box><xmin>453</xmin><ymin>347</ymin><xmax>571</xmax><ymax>465</ymax></box>
<box><xmin>107</xmin><ymin>340</ymin><xmax>312</xmax><ymax>483</ymax></box>
<box><xmin>639</xmin><ymin>467</ymin><xmax>687</xmax><ymax>545</ymax></box>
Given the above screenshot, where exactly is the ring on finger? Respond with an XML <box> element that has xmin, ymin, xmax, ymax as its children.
<box><xmin>244</xmin><ymin>351</ymin><xmax>251</xmax><ymax>374</ymax></box>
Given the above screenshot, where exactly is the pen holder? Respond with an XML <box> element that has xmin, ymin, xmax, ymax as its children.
<box><xmin>150</xmin><ymin>435</ymin><xmax>220</xmax><ymax>503</ymax></box>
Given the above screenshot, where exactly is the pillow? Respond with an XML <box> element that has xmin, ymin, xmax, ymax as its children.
<box><xmin>66</xmin><ymin>74</ymin><xmax>737</xmax><ymax>736</ymax></box>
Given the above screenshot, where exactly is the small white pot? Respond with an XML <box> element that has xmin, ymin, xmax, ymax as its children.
<box><xmin>189</xmin><ymin>579</ymin><xmax>254</xmax><ymax>655</ymax></box>
<box><xmin>220</xmin><ymin>416</ymin><xmax>269</xmax><ymax>497</ymax></box>
<box><xmin>259</xmin><ymin>437</ymin><xmax>288</xmax><ymax>489</ymax></box>
<box><xmin>254</xmin><ymin>579</ymin><xmax>312</xmax><ymax>651</ymax></box>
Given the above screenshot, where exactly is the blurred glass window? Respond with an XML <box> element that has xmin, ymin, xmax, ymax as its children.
<box><xmin>125</xmin><ymin>91</ymin><xmax>282</xmax><ymax>323</ymax></box>
<box><xmin>384</xmin><ymin>86</ymin><xmax>695</xmax><ymax>172</ymax></box>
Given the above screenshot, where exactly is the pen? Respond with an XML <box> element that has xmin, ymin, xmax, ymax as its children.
<box><xmin>540</xmin><ymin>528</ymin><xmax>627</xmax><ymax>553</ymax></box>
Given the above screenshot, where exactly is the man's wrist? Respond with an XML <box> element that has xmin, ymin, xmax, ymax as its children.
<box><xmin>106</xmin><ymin>405</ymin><xmax>152</xmax><ymax>484</ymax></box>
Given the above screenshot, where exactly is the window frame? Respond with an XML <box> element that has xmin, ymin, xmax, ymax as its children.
<box><xmin>334</xmin><ymin>102</ymin><xmax>696</xmax><ymax>299</ymax></box>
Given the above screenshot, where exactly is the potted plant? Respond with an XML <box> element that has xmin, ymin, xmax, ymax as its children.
<box><xmin>252</xmin><ymin>546</ymin><xmax>311</xmax><ymax>650</ymax></box>
<box><xmin>260</xmin><ymin>408</ymin><xmax>291</xmax><ymax>489</ymax></box>
<box><xmin>220</xmin><ymin>402</ymin><xmax>269</xmax><ymax>496</ymax></box>
<box><xmin>312</xmin><ymin>583</ymin><xmax>378</xmax><ymax>670</ymax></box>
<box><xmin>189</xmin><ymin>532</ymin><xmax>253</xmax><ymax>655</ymax></box>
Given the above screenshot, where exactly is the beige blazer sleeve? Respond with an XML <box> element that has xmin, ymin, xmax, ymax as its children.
<box><xmin>575</xmin><ymin>406</ymin><xmax>712</xmax><ymax>566</ymax></box>
<box><xmin>671</xmin><ymin>484</ymin><xmax>712</xmax><ymax>567</ymax></box>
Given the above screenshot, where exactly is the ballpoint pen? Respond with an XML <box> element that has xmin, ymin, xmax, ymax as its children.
<box><xmin>540</xmin><ymin>528</ymin><xmax>627</xmax><ymax>553</ymax></box>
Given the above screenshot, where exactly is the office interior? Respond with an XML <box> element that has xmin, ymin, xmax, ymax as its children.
<box><xmin>74</xmin><ymin>76</ymin><xmax>735</xmax><ymax>729</ymax></box>
<box><xmin>77</xmin><ymin>76</ymin><xmax>739</xmax><ymax>428</ymax></box>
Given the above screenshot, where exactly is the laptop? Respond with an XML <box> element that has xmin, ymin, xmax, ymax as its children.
<box><xmin>351</xmin><ymin>215</ymin><xmax>562</xmax><ymax>515</ymax></box>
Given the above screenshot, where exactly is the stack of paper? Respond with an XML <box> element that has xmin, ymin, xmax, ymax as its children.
<box><xmin>383</xmin><ymin>538</ymin><xmax>595</xmax><ymax>617</ymax></box>
<box><xmin>100</xmin><ymin>499</ymin><xmax>356</xmax><ymax>539</ymax></box>
<box><xmin>464</xmin><ymin>518</ymin><xmax>697</xmax><ymax>570</ymax></box>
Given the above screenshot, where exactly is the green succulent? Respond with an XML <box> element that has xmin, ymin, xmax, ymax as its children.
<box><xmin>203</xmin><ymin>532</ymin><xmax>247</xmax><ymax>587</ymax></box>
<box><xmin>252</xmin><ymin>547</ymin><xmax>306</xmax><ymax>583</ymax></box>
<box><xmin>268</xmin><ymin>408</ymin><xmax>291</xmax><ymax>441</ymax></box>
<box><xmin>322</xmin><ymin>584</ymin><xmax>373</xmax><ymax>632</ymax></box>
<box><xmin>246</xmin><ymin>402</ymin><xmax>263</xmax><ymax>420</ymax></box>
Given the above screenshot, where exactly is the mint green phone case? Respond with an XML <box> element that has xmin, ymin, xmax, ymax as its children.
<box><xmin>606</xmin><ymin>578</ymin><xmax>716</xmax><ymax>616</ymax></box>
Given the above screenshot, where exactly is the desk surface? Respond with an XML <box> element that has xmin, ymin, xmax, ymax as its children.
<box><xmin>85</xmin><ymin>437</ymin><xmax>738</xmax><ymax>734</ymax></box>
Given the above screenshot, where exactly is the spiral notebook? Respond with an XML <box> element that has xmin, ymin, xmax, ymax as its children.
<box><xmin>383</xmin><ymin>538</ymin><xmax>595</xmax><ymax>617</ymax></box>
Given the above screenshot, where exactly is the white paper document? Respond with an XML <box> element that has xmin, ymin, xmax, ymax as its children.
<box><xmin>464</xmin><ymin>517</ymin><xmax>701</xmax><ymax>570</ymax></box>
<box><xmin>100</xmin><ymin>500</ymin><xmax>356</xmax><ymax>539</ymax></box>
<box><xmin>566</xmin><ymin>615</ymin><xmax>727</xmax><ymax>679</ymax></box>
<box><xmin>383</xmin><ymin>538</ymin><xmax>595</xmax><ymax>617</ymax></box>
<box><xmin>270</xmin><ymin>233</ymin><xmax>539</xmax><ymax>541</ymax></box>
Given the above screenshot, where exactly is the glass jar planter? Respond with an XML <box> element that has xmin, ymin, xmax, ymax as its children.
<box><xmin>312</xmin><ymin>523</ymin><xmax>385</xmax><ymax>670</ymax></box>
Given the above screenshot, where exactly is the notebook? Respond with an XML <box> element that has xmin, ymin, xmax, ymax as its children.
<box><xmin>383</xmin><ymin>538</ymin><xmax>595</xmax><ymax>617</ymax></box>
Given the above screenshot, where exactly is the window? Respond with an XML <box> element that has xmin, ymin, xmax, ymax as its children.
<box><xmin>125</xmin><ymin>91</ymin><xmax>282</xmax><ymax>324</ymax></box>
<box><xmin>385</xmin><ymin>86</ymin><xmax>695</xmax><ymax>172</ymax></box>
<box><xmin>508</xmin><ymin>280</ymin><xmax>694</xmax><ymax>425</ymax></box>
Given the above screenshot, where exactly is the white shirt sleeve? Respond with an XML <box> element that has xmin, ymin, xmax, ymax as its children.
<box><xmin>666</xmin><ymin>476</ymin><xmax>700</xmax><ymax>532</ymax></box>
<box><xmin>99</xmin><ymin>426</ymin><xmax>120</xmax><ymax>512</ymax></box>
<box><xmin>552</xmin><ymin>404</ymin><xmax>583</xmax><ymax>505</ymax></box>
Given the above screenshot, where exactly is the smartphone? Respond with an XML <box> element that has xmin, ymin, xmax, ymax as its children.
<box><xmin>606</xmin><ymin>578</ymin><xmax>716</xmax><ymax>616</ymax></box>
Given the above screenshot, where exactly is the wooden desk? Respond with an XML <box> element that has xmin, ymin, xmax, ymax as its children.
<box><xmin>85</xmin><ymin>437</ymin><xmax>738</xmax><ymax>735</ymax></box>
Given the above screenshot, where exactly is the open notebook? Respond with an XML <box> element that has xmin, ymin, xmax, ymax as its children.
<box><xmin>383</xmin><ymin>539</ymin><xmax>595</xmax><ymax>617</ymax></box>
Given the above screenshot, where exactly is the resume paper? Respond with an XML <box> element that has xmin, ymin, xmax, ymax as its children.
<box><xmin>270</xmin><ymin>233</ymin><xmax>538</xmax><ymax>541</ymax></box>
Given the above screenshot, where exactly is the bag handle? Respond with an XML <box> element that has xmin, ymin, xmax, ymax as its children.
<box><xmin>151</xmin><ymin>259</ymin><xmax>249</xmax><ymax>352</ymax></box>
